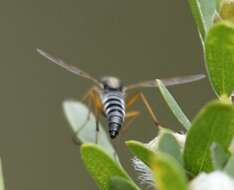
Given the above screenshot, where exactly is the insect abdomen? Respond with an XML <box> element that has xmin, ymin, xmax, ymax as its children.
<box><xmin>102</xmin><ymin>92</ymin><xmax>125</xmax><ymax>138</ymax></box>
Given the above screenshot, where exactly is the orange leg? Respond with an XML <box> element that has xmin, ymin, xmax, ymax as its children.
<box><xmin>79</xmin><ymin>87</ymin><xmax>97</xmax><ymax>128</ymax></box>
<box><xmin>73</xmin><ymin>87</ymin><xmax>102</xmax><ymax>145</ymax></box>
<box><xmin>81</xmin><ymin>86</ymin><xmax>97</xmax><ymax>101</ymax></box>
<box><xmin>80</xmin><ymin>87</ymin><xmax>102</xmax><ymax>124</ymax></box>
<box><xmin>122</xmin><ymin>111</ymin><xmax>140</xmax><ymax>133</ymax></box>
<box><xmin>126</xmin><ymin>92</ymin><xmax>160</xmax><ymax>127</ymax></box>
<box><xmin>92</xmin><ymin>91</ymin><xmax>103</xmax><ymax>144</ymax></box>
<box><xmin>84</xmin><ymin>88</ymin><xmax>103</xmax><ymax>144</ymax></box>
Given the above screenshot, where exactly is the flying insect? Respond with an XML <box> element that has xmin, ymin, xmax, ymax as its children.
<box><xmin>37</xmin><ymin>49</ymin><xmax>205</xmax><ymax>141</ymax></box>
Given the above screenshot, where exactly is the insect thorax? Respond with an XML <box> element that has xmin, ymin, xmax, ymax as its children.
<box><xmin>101</xmin><ymin>76</ymin><xmax>124</xmax><ymax>91</ymax></box>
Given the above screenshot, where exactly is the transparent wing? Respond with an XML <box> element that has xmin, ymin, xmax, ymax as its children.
<box><xmin>37</xmin><ymin>48</ymin><xmax>101</xmax><ymax>86</ymax></box>
<box><xmin>126</xmin><ymin>74</ymin><xmax>205</xmax><ymax>90</ymax></box>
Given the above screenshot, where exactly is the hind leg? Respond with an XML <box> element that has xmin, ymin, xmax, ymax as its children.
<box><xmin>94</xmin><ymin>95</ymin><xmax>102</xmax><ymax>144</ymax></box>
<box><xmin>126</xmin><ymin>92</ymin><xmax>160</xmax><ymax>127</ymax></box>
<box><xmin>72</xmin><ymin>87</ymin><xmax>100</xmax><ymax>144</ymax></box>
<box><xmin>86</xmin><ymin>89</ymin><xmax>103</xmax><ymax>144</ymax></box>
<box><xmin>122</xmin><ymin>111</ymin><xmax>141</xmax><ymax>133</ymax></box>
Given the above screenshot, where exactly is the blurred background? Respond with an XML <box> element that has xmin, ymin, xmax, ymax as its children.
<box><xmin>0</xmin><ymin>1</ymin><xmax>214</xmax><ymax>190</ymax></box>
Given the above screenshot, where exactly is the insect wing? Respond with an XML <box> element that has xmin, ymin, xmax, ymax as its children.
<box><xmin>160</xmin><ymin>74</ymin><xmax>205</xmax><ymax>86</ymax></box>
<box><xmin>37</xmin><ymin>48</ymin><xmax>100</xmax><ymax>85</ymax></box>
<box><xmin>126</xmin><ymin>74</ymin><xmax>205</xmax><ymax>90</ymax></box>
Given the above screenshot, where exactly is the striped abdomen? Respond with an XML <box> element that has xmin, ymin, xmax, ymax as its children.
<box><xmin>102</xmin><ymin>92</ymin><xmax>125</xmax><ymax>138</ymax></box>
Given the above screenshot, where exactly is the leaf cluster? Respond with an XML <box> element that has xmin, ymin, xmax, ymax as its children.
<box><xmin>61</xmin><ymin>0</ymin><xmax>234</xmax><ymax>189</ymax></box>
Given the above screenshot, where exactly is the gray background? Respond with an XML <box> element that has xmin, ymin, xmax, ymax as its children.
<box><xmin>0</xmin><ymin>1</ymin><xmax>214</xmax><ymax>190</ymax></box>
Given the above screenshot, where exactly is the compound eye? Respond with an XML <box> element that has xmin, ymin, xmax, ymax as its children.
<box><xmin>101</xmin><ymin>82</ymin><xmax>110</xmax><ymax>90</ymax></box>
<box><xmin>103</xmin><ymin>82</ymin><xmax>109</xmax><ymax>88</ymax></box>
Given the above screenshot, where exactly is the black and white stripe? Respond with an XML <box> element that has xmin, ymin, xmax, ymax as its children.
<box><xmin>102</xmin><ymin>91</ymin><xmax>125</xmax><ymax>138</ymax></box>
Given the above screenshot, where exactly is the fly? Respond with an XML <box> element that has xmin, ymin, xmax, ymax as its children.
<box><xmin>37</xmin><ymin>49</ymin><xmax>205</xmax><ymax>141</ymax></box>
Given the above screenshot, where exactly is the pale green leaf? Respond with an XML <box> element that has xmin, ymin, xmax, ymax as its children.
<box><xmin>157</xmin><ymin>79</ymin><xmax>191</xmax><ymax>130</ymax></box>
<box><xmin>158</xmin><ymin>132</ymin><xmax>184</xmax><ymax>166</ymax></box>
<box><xmin>210</xmin><ymin>143</ymin><xmax>229</xmax><ymax>170</ymax></box>
<box><xmin>224</xmin><ymin>154</ymin><xmax>234</xmax><ymax>178</ymax></box>
<box><xmin>188</xmin><ymin>0</ymin><xmax>217</xmax><ymax>40</ymax></box>
<box><xmin>0</xmin><ymin>160</ymin><xmax>4</xmax><ymax>190</ymax></box>
<box><xmin>63</xmin><ymin>100</ymin><xmax>117</xmax><ymax>159</ymax></box>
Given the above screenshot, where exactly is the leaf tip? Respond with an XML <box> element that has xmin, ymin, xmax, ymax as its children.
<box><xmin>125</xmin><ymin>140</ymin><xmax>144</xmax><ymax>148</ymax></box>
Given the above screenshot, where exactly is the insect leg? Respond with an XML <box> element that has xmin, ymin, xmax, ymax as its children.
<box><xmin>80</xmin><ymin>87</ymin><xmax>101</xmax><ymax>126</ymax></box>
<box><xmin>72</xmin><ymin>87</ymin><xmax>97</xmax><ymax>145</ymax></box>
<box><xmin>94</xmin><ymin>98</ymin><xmax>101</xmax><ymax>144</ymax></box>
<box><xmin>122</xmin><ymin>111</ymin><xmax>141</xmax><ymax>133</ymax></box>
<box><xmin>78</xmin><ymin>87</ymin><xmax>98</xmax><ymax>128</ymax></box>
<box><xmin>126</xmin><ymin>92</ymin><xmax>160</xmax><ymax>127</ymax></box>
<box><xmin>81</xmin><ymin>86</ymin><xmax>97</xmax><ymax>102</ymax></box>
<box><xmin>117</xmin><ymin>111</ymin><xmax>140</xmax><ymax>141</ymax></box>
<box><xmin>91</xmin><ymin>89</ymin><xmax>104</xmax><ymax>144</ymax></box>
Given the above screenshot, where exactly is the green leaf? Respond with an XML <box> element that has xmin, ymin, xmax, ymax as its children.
<box><xmin>109</xmin><ymin>176</ymin><xmax>140</xmax><ymax>190</ymax></box>
<box><xmin>188</xmin><ymin>0</ymin><xmax>217</xmax><ymax>40</ymax></box>
<box><xmin>205</xmin><ymin>21</ymin><xmax>234</xmax><ymax>97</ymax></box>
<box><xmin>81</xmin><ymin>144</ymin><xmax>132</xmax><ymax>190</ymax></box>
<box><xmin>224</xmin><ymin>154</ymin><xmax>234</xmax><ymax>178</ymax></box>
<box><xmin>0</xmin><ymin>160</ymin><xmax>4</xmax><ymax>190</ymax></box>
<box><xmin>158</xmin><ymin>132</ymin><xmax>184</xmax><ymax>166</ymax></box>
<box><xmin>210</xmin><ymin>143</ymin><xmax>229</xmax><ymax>170</ymax></box>
<box><xmin>63</xmin><ymin>100</ymin><xmax>117</xmax><ymax>159</ymax></box>
<box><xmin>126</xmin><ymin>141</ymin><xmax>187</xmax><ymax>190</ymax></box>
<box><xmin>184</xmin><ymin>101</ymin><xmax>234</xmax><ymax>175</ymax></box>
<box><xmin>156</xmin><ymin>79</ymin><xmax>191</xmax><ymax>130</ymax></box>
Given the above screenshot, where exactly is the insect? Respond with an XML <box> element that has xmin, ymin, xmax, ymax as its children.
<box><xmin>37</xmin><ymin>49</ymin><xmax>205</xmax><ymax>141</ymax></box>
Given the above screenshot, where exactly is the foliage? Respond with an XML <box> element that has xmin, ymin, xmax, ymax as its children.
<box><xmin>0</xmin><ymin>0</ymin><xmax>232</xmax><ymax>189</ymax></box>
<box><xmin>60</xmin><ymin>0</ymin><xmax>234</xmax><ymax>189</ymax></box>
<box><xmin>109</xmin><ymin>176</ymin><xmax>140</xmax><ymax>190</ymax></box>
<box><xmin>126</xmin><ymin>141</ymin><xmax>187</xmax><ymax>190</ymax></box>
<box><xmin>156</xmin><ymin>79</ymin><xmax>191</xmax><ymax>130</ymax></box>
<box><xmin>0</xmin><ymin>160</ymin><xmax>4</xmax><ymax>190</ymax></box>
<box><xmin>224</xmin><ymin>154</ymin><xmax>234</xmax><ymax>178</ymax></box>
<box><xmin>157</xmin><ymin>131</ymin><xmax>184</xmax><ymax>166</ymax></box>
<box><xmin>205</xmin><ymin>21</ymin><xmax>234</xmax><ymax>97</ymax></box>
<box><xmin>80</xmin><ymin>144</ymin><xmax>136</xmax><ymax>190</ymax></box>
<box><xmin>184</xmin><ymin>101</ymin><xmax>234</xmax><ymax>175</ymax></box>
<box><xmin>188</xmin><ymin>0</ymin><xmax>217</xmax><ymax>40</ymax></box>
<box><xmin>63</xmin><ymin>101</ymin><xmax>117</xmax><ymax>160</ymax></box>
